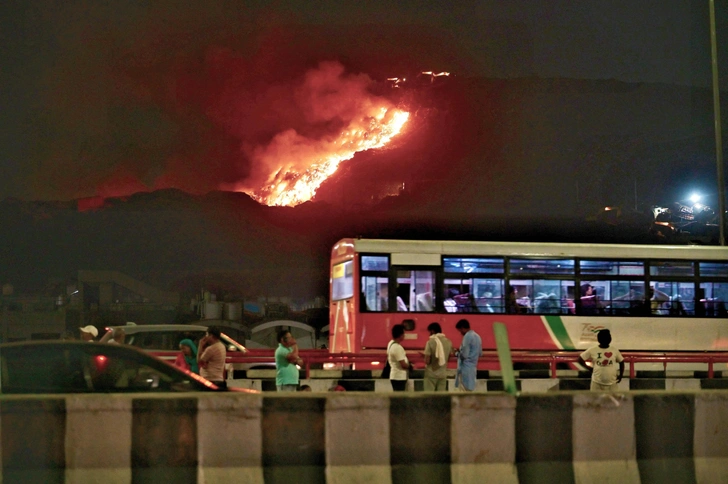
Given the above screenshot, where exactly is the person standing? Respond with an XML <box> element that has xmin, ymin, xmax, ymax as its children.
<box><xmin>388</xmin><ymin>324</ymin><xmax>410</xmax><ymax>392</ymax></box>
<box><xmin>174</xmin><ymin>339</ymin><xmax>199</xmax><ymax>374</ymax></box>
<box><xmin>197</xmin><ymin>326</ymin><xmax>227</xmax><ymax>389</ymax></box>
<box><xmin>577</xmin><ymin>329</ymin><xmax>624</xmax><ymax>392</ymax></box>
<box><xmin>275</xmin><ymin>329</ymin><xmax>303</xmax><ymax>391</ymax></box>
<box><xmin>423</xmin><ymin>322</ymin><xmax>452</xmax><ymax>391</ymax></box>
<box><xmin>454</xmin><ymin>319</ymin><xmax>481</xmax><ymax>392</ymax></box>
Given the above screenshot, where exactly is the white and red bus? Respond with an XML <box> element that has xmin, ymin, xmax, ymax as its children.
<box><xmin>328</xmin><ymin>238</ymin><xmax>728</xmax><ymax>367</ymax></box>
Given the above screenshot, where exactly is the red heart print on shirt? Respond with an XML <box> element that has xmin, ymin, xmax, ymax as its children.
<box><xmin>605</xmin><ymin>352</ymin><xmax>613</xmax><ymax>358</ymax></box>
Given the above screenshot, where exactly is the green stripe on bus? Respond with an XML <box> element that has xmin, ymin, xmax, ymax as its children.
<box><xmin>544</xmin><ymin>316</ymin><xmax>575</xmax><ymax>350</ymax></box>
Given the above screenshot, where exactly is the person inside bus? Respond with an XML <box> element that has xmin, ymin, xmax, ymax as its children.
<box><xmin>702</xmin><ymin>298</ymin><xmax>728</xmax><ymax>317</ymax></box>
<box><xmin>667</xmin><ymin>295</ymin><xmax>688</xmax><ymax>316</ymax></box>
<box><xmin>579</xmin><ymin>283</ymin><xmax>604</xmax><ymax>315</ymax></box>
<box><xmin>516</xmin><ymin>290</ymin><xmax>532</xmax><ymax>313</ymax></box>
<box><xmin>620</xmin><ymin>286</ymin><xmax>670</xmax><ymax>315</ymax></box>
<box><xmin>648</xmin><ymin>286</ymin><xmax>670</xmax><ymax>315</ymax></box>
<box><xmin>505</xmin><ymin>285</ymin><xmax>519</xmax><ymax>314</ymax></box>
<box><xmin>534</xmin><ymin>293</ymin><xmax>560</xmax><ymax>314</ymax></box>
<box><xmin>612</xmin><ymin>288</ymin><xmax>644</xmax><ymax>315</ymax></box>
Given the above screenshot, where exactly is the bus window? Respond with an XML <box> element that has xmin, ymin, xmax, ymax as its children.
<box><xmin>443</xmin><ymin>257</ymin><xmax>504</xmax><ymax>273</ymax></box>
<box><xmin>650</xmin><ymin>281</ymin><xmax>695</xmax><ymax>315</ymax></box>
<box><xmin>532</xmin><ymin>280</ymin><xmax>573</xmax><ymax>314</ymax></box>
<box><xmin>361</xmin><ymin>255</ymin><xmax>389</xmax><ymax>271</ymax></box>
<box><xmin>699</xmin><ymin>262</ymin><xmax>728</xmax><ymax>277</ymax></box>
<box><xmin>699</xmin><ymin>282</ymin><xmax>728</xmax><ymax>316</ymax></box>
<box><xmin>509</xmin><ymin>280</ymin><xmax>533</xmax><ymax>313</ymax></box>
<box><xmin>510</xmin><ymin>258</ymin><xmax>575</xmax><ymax>275</ymax></box>
<box><xmin>473</xmin><ymin>278</ymin><xmax>504</xmax><ymax>313</ymax></box>
<box><xmin>581</xmin><ymin>260</ymin><xmax>644</xmax><ymax>276</ymax></box>
<box><xmin>332</xmin><ymin>261</ymin><xmax>354</xmax><ymax>301</ymax></box>
<box><xmin>510</xmin><ymin>279</ymin><xmax>575</xmax><ymax>314</ymax></box>
<box><xmin>603</xmin><ymin>281</ymin><xmax>645</xmax><ymax>315</ymax></box>
<box><xmin>396</xmin><ymin>270</ymin><xmax>435</xmax><ymax>312</ymax></box>
<box><xmin>650</xmin><ymin>261</ymin><xmax>694</xmax><ymax>277</ymax></box>
<box><xmin>362</xmin><ymin>276</ymin><xmax>388</xmax><ymax>312</ymax></box>
<box><xmin>444</xmin><ymin>278</ymin><xmax>504</xmax><ymax>313</ymax></box>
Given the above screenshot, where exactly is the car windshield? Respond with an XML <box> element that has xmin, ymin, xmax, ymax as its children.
<box><xmin>124</xmin><ymin>330</ymin><xmax>208</xmax><ymax>351</ymax></box>
<box><xmin>119</xmin><ymin>328</ymin><xmax>246</xmax><ymax>352</ymax></box>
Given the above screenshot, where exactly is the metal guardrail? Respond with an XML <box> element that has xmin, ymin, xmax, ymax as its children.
<box><xmin>222</xmin><ymin>349</ymin><xmax>728</xmax><ymax>380</ymax></box>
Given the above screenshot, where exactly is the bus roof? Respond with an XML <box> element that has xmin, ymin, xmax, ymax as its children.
<box><xmin>334</xmin><ymin>238</ymin><xmax>728</xmax><ymax>261</ymax></box>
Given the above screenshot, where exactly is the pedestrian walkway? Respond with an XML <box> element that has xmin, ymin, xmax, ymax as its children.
<box><xmin>231</xmin><ymin>368</ymin><xmax>728</xmax><ymax>392</ymax></box>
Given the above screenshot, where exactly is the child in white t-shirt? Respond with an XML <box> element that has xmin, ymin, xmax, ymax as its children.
<box><xmin>577</xmin><ymin>329</ymin><xmax>625</xmax><ymax>392</ymax></box>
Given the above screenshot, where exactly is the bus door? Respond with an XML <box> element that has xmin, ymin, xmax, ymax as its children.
<box><xmin>331</xmin><ymin>259</ymin><xmax>355</xmax><ymax>353</ymax></box>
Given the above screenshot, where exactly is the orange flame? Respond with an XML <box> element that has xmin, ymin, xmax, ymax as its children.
<box><xmin>247</xmin><ymin>107</ymin><xmax>409</xmax><ymax>207</ymax></box>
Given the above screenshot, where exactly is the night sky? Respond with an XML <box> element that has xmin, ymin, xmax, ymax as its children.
<box><xmin>0</xmin><ymin>0</ymin><xmax>726</xmax><ymax>205</ymax></box>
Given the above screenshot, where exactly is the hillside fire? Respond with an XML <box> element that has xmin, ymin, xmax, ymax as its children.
<box><xmin>222</xmin><ymin>62</ymin><xmax>411</xmax><ymax>207</ymax></box>
<box><xmin>248</xmin><ymin>107</ymin><xmax>409</xmax><ymax>207</ymax></box>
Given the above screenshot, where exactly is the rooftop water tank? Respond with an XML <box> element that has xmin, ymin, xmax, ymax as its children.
<box><xmin>225</xmin><ymin>302</ymin><xmax>242</xmax><ymax>321</ymax></box>
<box><xmin>204</xmin><ymin>301</ymin><xmax>222</xmax><ymax>320</ymax></box>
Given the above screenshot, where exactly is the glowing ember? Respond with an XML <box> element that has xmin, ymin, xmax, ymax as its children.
<box><xmin>247</xmin><ymin>107</ymin><xmax>409</xmax><ymax>207</ymax></box>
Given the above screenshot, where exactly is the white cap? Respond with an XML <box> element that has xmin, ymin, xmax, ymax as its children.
<box><xmin>79</xmin><ymin>325</ymin><xmax>99</xmax><ymax>337</ymax></box>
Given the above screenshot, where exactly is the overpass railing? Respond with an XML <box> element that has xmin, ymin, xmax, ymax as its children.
<box><xmin>223</xmin><ymin>349</ymin><xmax>728</xmax><ymax>380</ymax></box>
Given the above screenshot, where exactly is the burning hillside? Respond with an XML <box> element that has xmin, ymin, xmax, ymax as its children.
<box><xmin>223</xmin><ymin>62</ymin><xmax>411</xmax><ymax>207</ymax></box>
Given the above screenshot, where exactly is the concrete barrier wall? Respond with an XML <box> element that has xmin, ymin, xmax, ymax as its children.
<box><xmin>233</xmin><ymin>376</ymin><xmax>728</xmax><ymax>393</ymax></box>
<box><xmin>1</xmin><ymin>391</ymin><xmax>728</xmax><ymax>483</ymax></box>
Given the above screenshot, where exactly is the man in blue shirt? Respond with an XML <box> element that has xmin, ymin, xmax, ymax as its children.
<box><xmin>454</xmin><ymin>319</ymin><xmax>482</xmax><ymax>391</ymax></box>
<box><xmin>275</xmin><ymin>329</ymin><xmax>303</xmax><ymax>391</ymax></box>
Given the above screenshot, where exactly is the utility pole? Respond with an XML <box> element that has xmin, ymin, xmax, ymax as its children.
<box><xmin>709</xmin><ymin>0</ymin><xmax>726</xmax><ymax>245</ymax></box>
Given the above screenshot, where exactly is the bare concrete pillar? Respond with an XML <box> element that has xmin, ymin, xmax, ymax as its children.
<box><xmin>325</xmin><ymin>394</ymin><xmax>391</xmax><ymax>483</ymax></box>
<box><xmin>197</xmin><ymin>394</ymin><xmax>264</xmax><ymax>483</ymax></box>
<box><xmin>694</xmin><ymin>392</ymin><xmax>728</xmax><ymax>482</ymax></box>
<box><xmin>572</xmin><ymin>393</ymin><xmax>639</xmax><ymax>483</ymax></box>
<box><xmin>451</xmin><ymin>394</ymin><xmax>518</xmax><ymax>483</ymax></box>
<box><xmin>64</xmin><ymin>395</ymin><xmax>132</xmax><ymax>484</ymax></box>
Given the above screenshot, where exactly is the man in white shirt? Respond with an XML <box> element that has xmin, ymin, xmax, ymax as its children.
<box><xmin>423</xmin><ymin>322</ymin><xmax>452</xmax><ymax>391</ymax></box>
<box><xmin>387</xmin><ymin>324</ymin><xmax>410</xmax><ymax>391</ymax></box>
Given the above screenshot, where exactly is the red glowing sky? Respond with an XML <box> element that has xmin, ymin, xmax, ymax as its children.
<box><xmin>0</xmin><ymin>1</ymin><xmax>713</xmax><ymax>203</ymax></box>
<box><xmin>8</xmin><ymin>10</ymin><xmax>470</xmax><ymax>203</ymax></box>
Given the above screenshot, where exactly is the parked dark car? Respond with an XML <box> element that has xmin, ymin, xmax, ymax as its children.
<box><xmin>0</xmin><ymin>341</ymin><xmax>256</xmax><ymax>394</ymax></box>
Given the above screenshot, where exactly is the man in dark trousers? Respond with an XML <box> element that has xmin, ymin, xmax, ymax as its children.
<box><xmin>387</xmin><ymin>324</ymin><xmax>410</xmax><ymax>391</ymax></box>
